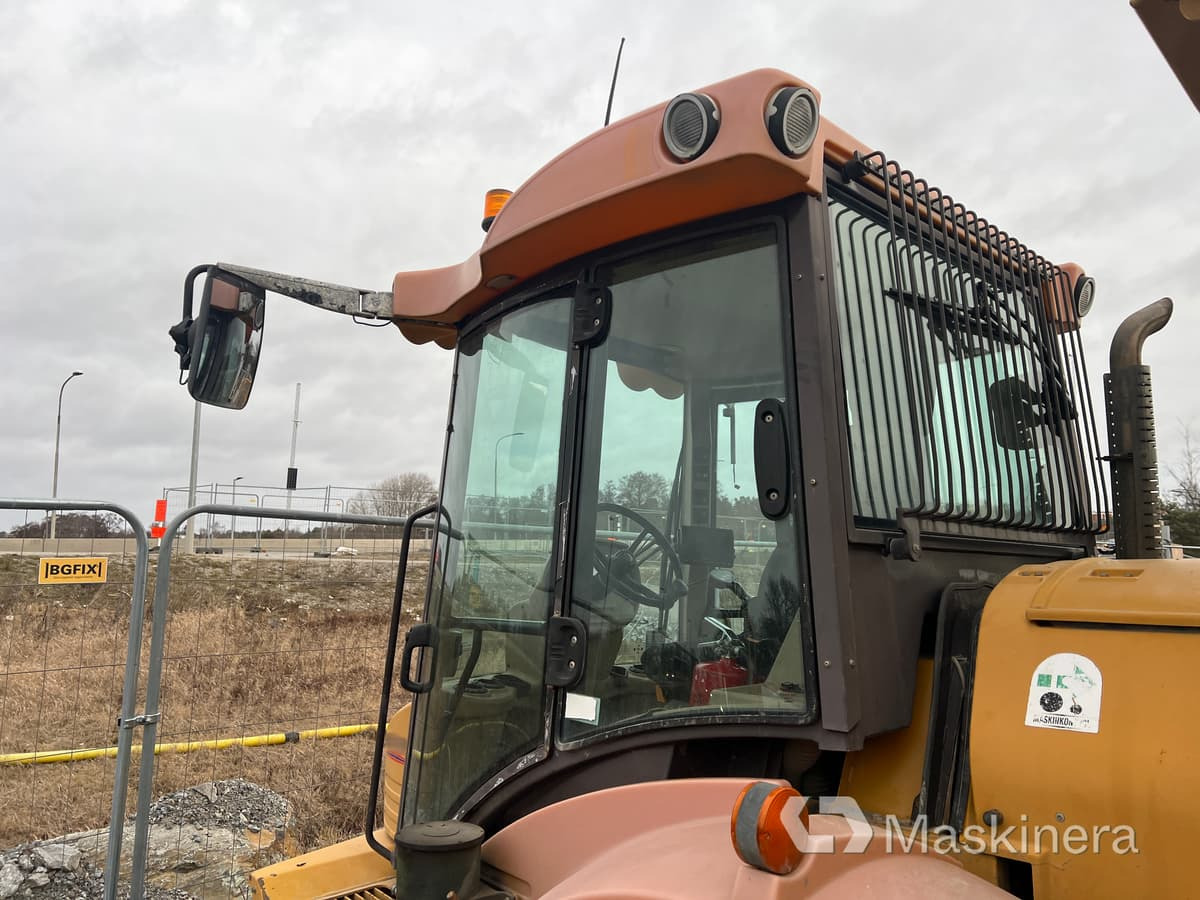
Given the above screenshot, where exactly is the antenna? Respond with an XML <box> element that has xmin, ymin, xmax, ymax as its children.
<box><xmin>604</xmin><ymin>37</ymin><xmax>626</xmax><ymax>127</ymax></box>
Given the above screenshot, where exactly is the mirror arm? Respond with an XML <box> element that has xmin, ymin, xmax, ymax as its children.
<box><xmin>182</xmin><ymin>264</ymin><xmax>208</xmax><ymax>319</ymax></box>
<box><xmin>216</xmin><ymin>263</ymin><xmax>395</xmax><ymax>320</ymax></box>
<box><xmin>169</xmin><ymin>265</ymin><xmax>212</xmax><ymax>374</ymax></box>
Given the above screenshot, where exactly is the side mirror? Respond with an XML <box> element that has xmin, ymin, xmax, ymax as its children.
<box><xmin>174</xmin><ymin>268</ymin><xmax>266</xmax><ymax>409</ymax></box>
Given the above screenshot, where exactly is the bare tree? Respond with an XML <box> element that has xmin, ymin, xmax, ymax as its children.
<box><xmin>1164</xmin><ymin>423</ymin><xmax>1200</xmax><ymax>553</ymax></box>
<box><xmin>1166</xmin><ymin>423</ymin><xmax>1200</xmax><ymax>509</ymax></box>
<box><xmin>615</xmin><ymin>471</ymin><xmax>670</xmax><ymax>510</ymax></box>
<box><xmin>5</xmin><ymin>512</ymin><xmax>129</xmax><ymax>539</ymax></box>
<box><xmin>354</xmin><ymin>472</ymin><xmax>438</xmax><ymax>518</ymax></box>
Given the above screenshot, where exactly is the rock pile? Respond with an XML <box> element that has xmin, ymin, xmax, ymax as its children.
<box><xmin>0</xmin><ymin>840</ymin><xmax>189</xmax><ymax>899</ymax></box>
<box><xmin>0</xmin><ymin>779</ymin><xmax>292</xmax><ymax>899</ymax></box>
<box><xmin>0</xmin><ymin>842</ymin><xmax>87</xmax><ymax>900</ymax></box>
<box><xmin>148</xmin><ymin>780</ymin><xmax>291</xmax><ymax>833</ymax></box>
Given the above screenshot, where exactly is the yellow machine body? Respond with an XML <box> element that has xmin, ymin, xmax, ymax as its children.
<box><xmin>842</xmin><ymin>557</ymin><xmax>1200</xmax><ymax>897</ymax></box>
<box><xmin>966</xmin><ymin>557</ymin><xmax>1200</xmax><ymax>896</ymax></box>
<box><xmin>251</xmin><ymin>705</ymin><xmax>409</xmax><ymax>900</ymax></box>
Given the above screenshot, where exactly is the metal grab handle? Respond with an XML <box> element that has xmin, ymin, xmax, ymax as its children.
<box><xmin>399</xmin><ymin>625</ymin><xmax>438</xmax><ymax>693</ymax></box>
<box><xmin>365</xmin><ymin>502</ymin><xmax>441</xmax><ymax>864</ymax></box>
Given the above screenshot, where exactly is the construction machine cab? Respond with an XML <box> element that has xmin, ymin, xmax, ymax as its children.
<box><xmin>171</xmin><ymin>68</ymin><xmax>1185</xmax><ymax>899</ymax></box>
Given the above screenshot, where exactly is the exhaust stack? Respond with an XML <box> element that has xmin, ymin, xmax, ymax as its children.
<box><xmin>1105</xmin><ymin>298</ymin><xmax>1174</xmax><ymax>559</ymax></box>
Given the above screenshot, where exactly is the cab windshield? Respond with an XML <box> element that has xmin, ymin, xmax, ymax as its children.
<box><xmin>402</xmin><ymin>224</ymin><xmax>811</xmax><ymax>825</ymax></box>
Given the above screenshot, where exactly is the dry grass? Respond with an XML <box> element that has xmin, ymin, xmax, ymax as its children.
<box><xmin>0</xmin><ymin>549</ymin><xmax>428</xmax><ymax>851</ymax></box>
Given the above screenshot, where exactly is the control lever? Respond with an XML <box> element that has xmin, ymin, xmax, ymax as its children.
<box><xmin>723</xmin><ymin>403</ymin><xmax>740</xmax><ymax>490</ymax></box>
<box><xmin>709</xmin><ymin>568</ymin><xmax>750</xmax><ymax>606</ymax></box>
<box><xmin>702</xmin><ymin>615</ymin><xmax>746</xmax><ymax>662</ymax></box>
<box><xmin>704</xmin><ymin>615</ymin><xmax>738</xmax><ymax>643</ymax></box>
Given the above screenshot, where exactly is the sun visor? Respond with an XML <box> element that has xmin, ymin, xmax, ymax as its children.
<box><xmin>616</xmin><ymin>361</ymin><xmax>684</xmax><ymax>399</ymax></box>
<box><xmin>395</xmin><ymin>320</ymin><xmax>458</xmax><ymax>349</ymax></box>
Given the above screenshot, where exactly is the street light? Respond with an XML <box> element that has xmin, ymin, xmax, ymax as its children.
<box><xmin>49</xmin><ymin>371</ymin><xmax>84</xmax><ymax>540</ymax></box>
<box><xmin>332</xmin><ymin>497</ymin><xmax>348</xmax><ymax>545</ymax></box>
<box><xmin>232</xmin><ymin>476</ymin><xmax>244</xmax><ymax>551</ymax></box>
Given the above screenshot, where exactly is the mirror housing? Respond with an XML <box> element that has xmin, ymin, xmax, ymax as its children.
<box><xmin>175</xmin><ymin>267</ymin><xmax>266</xmax><ymax>409</ymax></box>
<box><xmin>170</xmin><ymin>261</ymin><xmax>404</xmax><ymax>410</ymax></box>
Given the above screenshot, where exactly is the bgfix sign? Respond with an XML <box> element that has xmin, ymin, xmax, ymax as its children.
<box><xmin>38</xmin><ymin>557</ymin><xmax>108</xmax><ymax>584</ymax></box>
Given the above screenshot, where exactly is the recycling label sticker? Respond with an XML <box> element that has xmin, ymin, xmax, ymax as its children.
<box><xmin>1024</xmin><ymin>653</ymin><xmax>1102</xmax><ymax>734</ymax></box>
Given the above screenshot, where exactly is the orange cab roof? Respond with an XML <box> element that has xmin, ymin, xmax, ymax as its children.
<box><xmin>391</xmin><ymin>68</ymin><xmax>871</xmax><ymax>347</ymax></box>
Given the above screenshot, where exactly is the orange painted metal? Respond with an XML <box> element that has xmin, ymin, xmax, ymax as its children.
<box><xmin>389</xmin><ymin>68</ymin><xmax>869</xmax><ymax>347</ymax></box>
<box><xmin>482</xmin><ymin>778</ymin><xmax>1009</xmax><ymax>898</ymax></box>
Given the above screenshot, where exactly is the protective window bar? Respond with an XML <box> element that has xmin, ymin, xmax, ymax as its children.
<box><xmin>829</xmin><ymin>152</ymin><xmax>1109</xmax><ymax>534</ymax></box>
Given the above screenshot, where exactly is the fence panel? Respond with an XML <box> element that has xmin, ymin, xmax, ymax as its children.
<box><xmin>128</xmin><ymin>504</ymin><xmax>424</xmax><ymax>898</ymax></box>
<box><xmin>0</xmin><ymin>499</ymin><xmax>149</xmax><ymax>900</ymax></box>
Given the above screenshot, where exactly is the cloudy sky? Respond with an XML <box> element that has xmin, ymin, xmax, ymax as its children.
<box><xmin>1</xmin><ymin>0</ymin><xmax>1197</xmax><ymax>531</ymax></box>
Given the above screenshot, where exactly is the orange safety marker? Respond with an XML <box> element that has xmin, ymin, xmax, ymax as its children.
<box><xmin>150</xmin><ymin>499</ymin><xmax>167</xmax><ymax>538</ymax></box>
<box><xmin>731</xmin><ymin>781</ymin><xmax>807</xmax><ymax>875</ymax></box>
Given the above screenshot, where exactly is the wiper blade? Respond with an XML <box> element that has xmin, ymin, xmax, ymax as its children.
<box><xmin>885</xmin><ymin>283</ymin><xmax>1024</xmax><ymax>356</ymax></box>
<box><xmin>885</xmin><ymin>283</ymin><xmax>1078</xmax><ymax>425</ymax></box>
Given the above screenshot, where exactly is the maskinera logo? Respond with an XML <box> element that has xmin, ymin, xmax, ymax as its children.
<box><xmin>777</xmin><ymin>796</ymin><xmax>1139</xmax><ymax>856</ymax></box>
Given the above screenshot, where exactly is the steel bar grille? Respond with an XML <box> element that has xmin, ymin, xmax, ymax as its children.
<box><xmin>829</xmin><ymin>152</ymin><xmax>1109</xmax><ymax>534</ymax></box>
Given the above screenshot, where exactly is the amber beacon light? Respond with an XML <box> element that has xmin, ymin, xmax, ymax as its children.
<box><xmin>481</xmin><ymin>188</ymin><xmax>513</xmax><ymax>232</ymax></box>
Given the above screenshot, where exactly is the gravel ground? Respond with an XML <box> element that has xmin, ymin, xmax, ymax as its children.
<box><xmin>0</xmin><ymin>780</ymin><xmax>292</xmax><ymax>900</ymax></box>
<box><xmin>147</xmin><ymin>779</ymin><xmax>291</xmax><ymax>833</ymax></box>
<box><xmin>0</xmin><ymin>845</ymin><xmax>193</xmax><ymax>900</ymax></box>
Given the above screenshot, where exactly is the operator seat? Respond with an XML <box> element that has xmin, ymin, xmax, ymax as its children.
<box><xmin>507</xmin><ymin>552</ymin><xmax>638</xmax><ymax>696</ymax></box>
<box><xmin>743</xmin><ymin>519</ymin><xmax>802</xmax><ymax>680</ymax></box>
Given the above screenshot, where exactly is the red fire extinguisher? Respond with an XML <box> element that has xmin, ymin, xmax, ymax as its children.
<box><xmin>690</xmin><ymin>656</ymin><xmax>749</xmax><ymax>706</ymax></box>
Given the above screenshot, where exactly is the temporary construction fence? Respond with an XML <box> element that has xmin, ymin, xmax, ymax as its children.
<box><xmin>0</xmin><ymin>497</ymin><xmax>428</xmax><ymax>899</ymax></box>
<box><xmin>0</xmin><ymin>500</ymin><xmax>149</xmax><ymax>899</ymax></box>
<box><xmin>127</xmin><ymin>502</ymin><xmax>423</xmax><ymax>899</ymax></box>
<box><xmin>159</xmin><ymin>482</ymin><xmax>432</xmax><ymax>553</ymax></box>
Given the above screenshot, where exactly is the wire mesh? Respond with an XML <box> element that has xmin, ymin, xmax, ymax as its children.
<box><xmin>134</xmin><ymin>508</ymin><xmax>425</xmax><ymax>897</ymax></box>
<box><xmin>0</xmin><ymin>507</ymin><xmax>142</xmax><ymax>888</ymax></box>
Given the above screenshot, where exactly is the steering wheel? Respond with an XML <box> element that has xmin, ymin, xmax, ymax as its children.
<box><xmin>592</xmin><ymin>502</ymin><xmax>686</xmax><ymax>611</ymax></box>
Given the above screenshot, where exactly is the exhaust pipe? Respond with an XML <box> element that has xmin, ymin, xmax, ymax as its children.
<box><xmin>1105</xmin><ymin>298</ymin><xmax>1173</xmax><ymax>559</ymax></box>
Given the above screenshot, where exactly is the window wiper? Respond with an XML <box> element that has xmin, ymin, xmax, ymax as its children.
<box><xmin>885</xmin><ymin>283</ymin><xmax>1077</xmax><ymax>426</ymax></box>
<box><xmin>885</xmin><ymin>284</ymin><xmax>1024</xmax><ymax>357</ymax></box>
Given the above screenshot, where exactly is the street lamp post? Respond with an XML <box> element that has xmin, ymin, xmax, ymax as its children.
<box><xmin>333</xmin><ymin>497</ymin><xmax>347</xmax><ymax>545</ymax></box>
<box><xmin>49</xmin><ymin>371</ymin><xmax>84</xmax><ymax>540</ymax></box>
<box><xmin>231</xmin><ymin>475</ymin><xmax>244</xmax><ymax>552</ymax></box>
<box><xmin>248</xmin><ymin>494</ymin><xmax>263</xmax><ymax>551</ymax></box>
<box><xmin>184</xmin><ymin>401</ymin><xmax>201</xmax><ymax>555</ymax></box>
<box><xmin>493</xmin><ymin>432</ymin><xmax>524</xmax><ymax>521</ymax></box>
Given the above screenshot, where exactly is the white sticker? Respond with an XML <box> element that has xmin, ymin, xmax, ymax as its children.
<box><xmin>564</xmin><ymin>692</ymin><xmax>600</xmax><ymax>725</ymax></box>
<box><xmin>1024</xmin><ymin>653</ymin><xmax>1102</xmax><ymax>734</ymax></box>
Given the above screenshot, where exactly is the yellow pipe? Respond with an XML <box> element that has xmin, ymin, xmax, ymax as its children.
<box><xmin>0</xmin><ymin>723</ymin><xmax>376</xmax><ymax>766</ymax></box>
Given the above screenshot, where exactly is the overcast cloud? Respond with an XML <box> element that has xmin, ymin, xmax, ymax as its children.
<box><xmin>1</xmin><ymin>0</ymin><xmax>1197</xmax><ymax>530</ymax></box>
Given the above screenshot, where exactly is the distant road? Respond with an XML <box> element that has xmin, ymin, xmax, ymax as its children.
<box><xmin>0</xmin><ymin>538</ymin><xmax>429</xmax><ymax>558</ymax></box>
